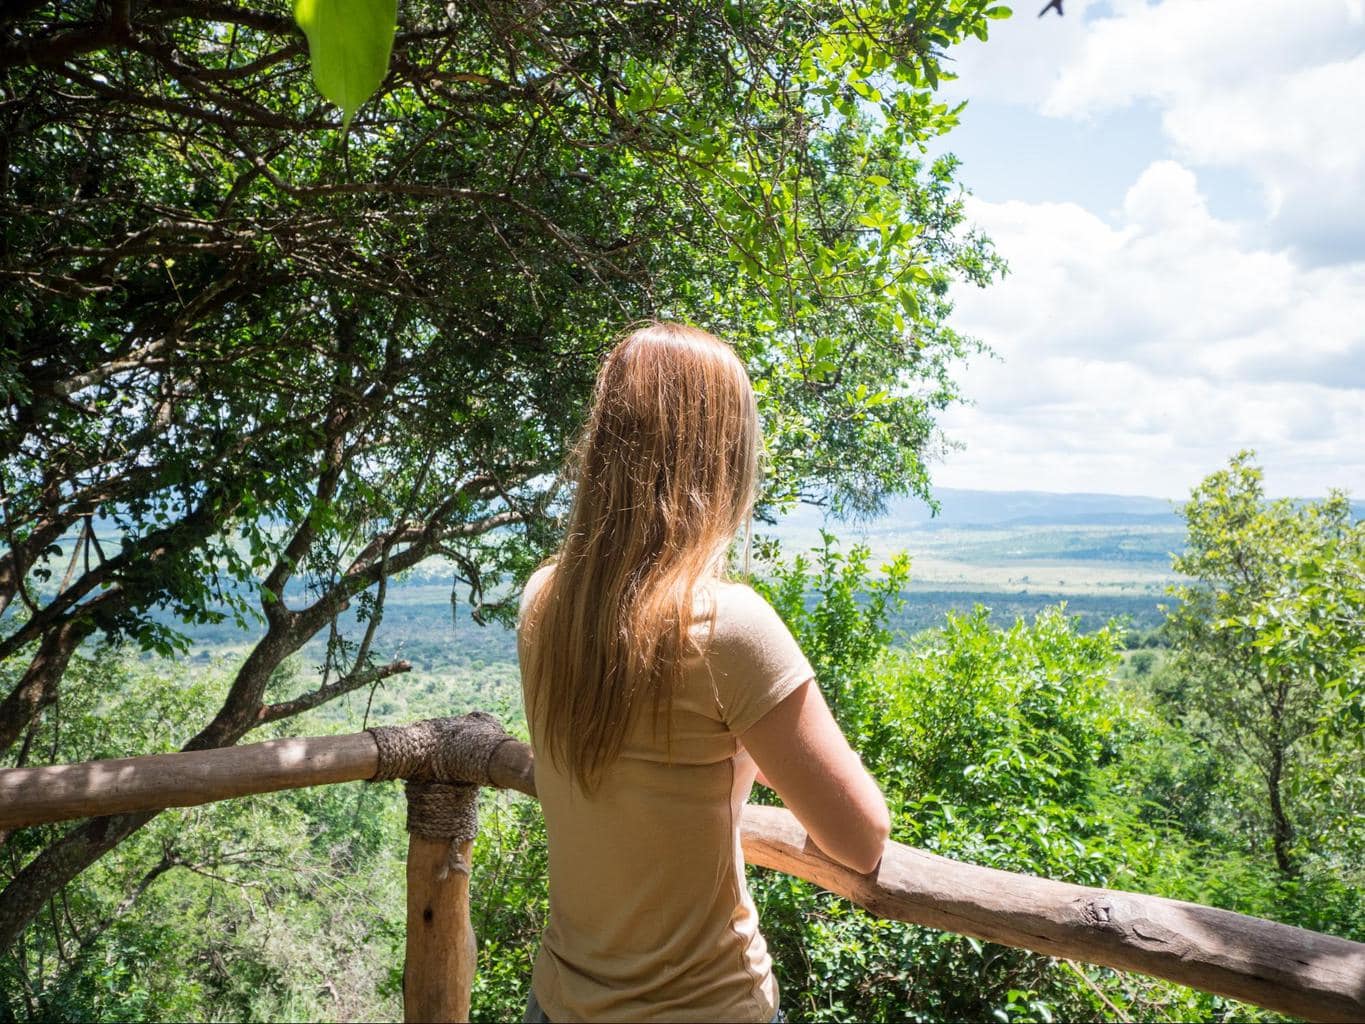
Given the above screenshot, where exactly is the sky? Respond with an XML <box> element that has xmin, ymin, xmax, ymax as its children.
<box><xmin>922</xmin><ymin>0</ymin><xmax>1365</xmax><ymax>499</ymax></box>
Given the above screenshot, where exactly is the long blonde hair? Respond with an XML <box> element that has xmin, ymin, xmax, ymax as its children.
<box><xmin>523</xmin><ymin>322</ymin><xmax>760</xmax><ymax>790</ymax></box>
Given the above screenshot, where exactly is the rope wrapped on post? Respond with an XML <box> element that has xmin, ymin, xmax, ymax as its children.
<box><xmin>368</xmin><ymin>712</ymin><xmax>517</xmax><ymax>878</ymax></box>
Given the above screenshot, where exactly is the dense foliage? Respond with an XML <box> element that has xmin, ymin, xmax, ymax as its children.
<box><xmin>7</xmin><ymin>488</ymin><xmax>1361</xmax><ymax>1021</ymax></box>
<box><xmin>745</xmin><ymin>528</ymin><xmax>1362</xmax><ymax>1022</ymax></box>
<box><xmin>1162</xmin><ymin>452</ymin><xmax>1365</xmax><ymax>877</ymax></box>
<box><xmin>1</xmin><ymin>0</ymin><xmax>1005</xmax><ymax>952</ymax></box>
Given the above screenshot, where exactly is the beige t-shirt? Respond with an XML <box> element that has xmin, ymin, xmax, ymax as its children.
<box><xmin>517</xmin><ymin>566</ymin><xmax>815</xmax><ymax>1023</ymax></box>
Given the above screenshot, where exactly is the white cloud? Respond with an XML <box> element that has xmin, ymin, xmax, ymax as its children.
<box><xmin>929</xmin><ymin>3</ymin><xmax>1365</xmax><ymax>495</ymax></box>
<box><xmin>943</xmin><ymin>0</ymin><xmax>1100</xmax><ymax>108</ymax></box>
<box><xmin>1042</xmin><ymin>0</ymin><xmax>1361</xmax><ymax>118</ymax></box>
<box><xmin>1039</xmin><ymin>0</ymin><xmax>1365</xmax><ymax>263</ymax></box>
<box><xmin>937</xmin><ymin>163</ymin><xmax>1365</xmax><ymax>497</ymax></box>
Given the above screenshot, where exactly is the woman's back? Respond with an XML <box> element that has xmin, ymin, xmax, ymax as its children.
<box><xmin>519</xmin><ymin>565</ymin><xmax>813</xmax><ymax>1023</ymax></box>
<box><xmin>516</xmin><ymin>321</ymin><xmax>887</xmax><ymax>1022</ymax></box>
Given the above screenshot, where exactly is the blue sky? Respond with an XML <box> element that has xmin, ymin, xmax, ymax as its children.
<box><xmin>920</xmin><ymin>0</ymin><xmax>1365</xmax><ymax>498</ymax></box>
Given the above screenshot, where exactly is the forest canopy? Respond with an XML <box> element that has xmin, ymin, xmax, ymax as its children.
<box><xmin>0</xmin><ymin>0</ymin><xmax>1005</xmax><ymax>954</ymax></box>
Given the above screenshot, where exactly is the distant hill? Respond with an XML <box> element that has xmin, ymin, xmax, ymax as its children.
<box><xmin>770</xmin><ymin>488</ymin><xmax>1363</xmax><ymax>533</ymax></box>
<box><xmin>770</xmin><ymin>488</ymin><xmax>1181</xmax><ymax>534</ymax></box>
<box><xmin>884</xmin><ymin>489</ymin><xmax>1179</xmax><ymax>528</ymax></box>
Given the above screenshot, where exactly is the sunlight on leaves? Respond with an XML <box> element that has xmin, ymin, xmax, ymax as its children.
<box><xmin>293</xmin><ymin>0</ymin><xmax>398</xmax><ymax>130</ymax></box>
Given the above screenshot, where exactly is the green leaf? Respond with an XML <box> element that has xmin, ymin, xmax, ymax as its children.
<box><xmin>293</xmin><ymin>0</ymin><xmax>398</xmax><ymax>130</ymax></box>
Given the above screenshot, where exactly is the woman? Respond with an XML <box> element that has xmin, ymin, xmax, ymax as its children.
<box><xmin>518</xmin><ymin>322</ymin><xmax>890</xmax><ymax>1023</ymax></box>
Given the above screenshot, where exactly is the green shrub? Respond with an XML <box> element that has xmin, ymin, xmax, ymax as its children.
<box><xmin>743</xmin><ymin>536</ymin><xmax>1300</xmax><ymax>1022</ymax></box>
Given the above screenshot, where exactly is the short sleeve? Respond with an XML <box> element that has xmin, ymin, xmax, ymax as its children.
<box><xmin>705</xmin><ymin>584</ymin><xmax>816</xmax><ymax>735</ymax></box>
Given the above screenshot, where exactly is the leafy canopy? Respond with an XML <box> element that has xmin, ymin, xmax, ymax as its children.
<box><xmin>1163</xmin><ymin>451</ymin><xmax>1365</xmax><ymax>874</ymax></box>
<box><xmin>0</xmin><ymin>0</ymin><xmax>1008</xmax><ymax>953</ymax></box>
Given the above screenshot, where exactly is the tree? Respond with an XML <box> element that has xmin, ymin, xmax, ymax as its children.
<box><xmin>1163</xmin><ymin>452</ymin><xmax>1365</xmax><ymax>876</ymax></box>
<box><xmin>0</xmin><ymin>0</ymin><xmax>1008</xmax><ymax>953</ymax></box>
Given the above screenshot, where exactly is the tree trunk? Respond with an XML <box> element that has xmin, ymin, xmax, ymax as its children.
<box><xmin>0</xmin><ymin>493</ymin><xmax>507</xmax><ymax>953</ymax></box>
<box><xmin>0</xmin><ymin>618</ymin><xmax>92</xmax><ymax>756</ymax></box>
<box><xmin>1267</xmin><ymin>677</ymin><xmax>1296</xmax><ymax>877</ymax></box>
<box><xmin>0</xmin><ymin>628</ymin><xmax>298</xmax><ymax>953</ymax></box>
<box><xmin>1268</xmin><ymin>744</ymin><xmax>1295</xmax><ymax>877</ymax></box>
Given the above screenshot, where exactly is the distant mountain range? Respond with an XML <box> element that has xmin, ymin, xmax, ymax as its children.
<box><xmin>884</xmin><ymin>489</ymin><xmax>1179</xmax><ymax>528</ymax></box>
<box><xmin>771</xmin><ymin>488</ymin><xmax>1364</xmax><ymax>533</ymax></box>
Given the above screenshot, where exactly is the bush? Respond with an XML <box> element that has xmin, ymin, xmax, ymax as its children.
<box><xmin>744</xmin><ymin>536</ymin><xmax>1294</xmax><ymax>1022</ymax></box>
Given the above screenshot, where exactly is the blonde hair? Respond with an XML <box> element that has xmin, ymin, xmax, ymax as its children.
<box><xmin>523</xmin><ymin>321</ymin><xmax>760</xmax><ymax>791</ymax></box>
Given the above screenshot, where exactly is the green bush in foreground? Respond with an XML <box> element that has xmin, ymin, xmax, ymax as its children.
<box><xmin>736</xmin><ymin>537</ymin><xmax>1345</xmax><ymax>1023</ymax></box>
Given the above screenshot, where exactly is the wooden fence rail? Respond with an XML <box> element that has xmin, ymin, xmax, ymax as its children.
<box><xmin>3</xmin><ymin>716</ymin><xmax>1363</xmax><ymax>1023</ymax></box>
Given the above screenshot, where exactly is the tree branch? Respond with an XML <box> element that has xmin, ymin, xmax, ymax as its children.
<box><xmin>255</xmin><ymin>657</ymin><xmax>412</xmax><ymax>726</ymax></box>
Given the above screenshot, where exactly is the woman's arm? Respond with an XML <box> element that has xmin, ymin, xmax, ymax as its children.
<box><xmin>738</xmin><ymin>679</ymin><xmax>890</xmax><ymax>874</ymax></box>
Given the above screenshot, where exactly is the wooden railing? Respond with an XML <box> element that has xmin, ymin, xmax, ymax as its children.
<box><xmin>3</xmin><ymin>714</ymin><xmax>1364</xmax><ymax>1023</ymax></box>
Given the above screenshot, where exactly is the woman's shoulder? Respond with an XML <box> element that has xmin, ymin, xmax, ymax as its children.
<box><xmin>696</xmin><ymin>578</ymin><xmax>814</xmax><ymax>733</ymax></box>
<box><xmin>707</xmin><ymin>577</ymin><xmax>765</xmax><ymax>609</ymax></box>
<box><xmin>697</xmin><ymin>578</ymin><xmax>788</xmax><ymax>639</ymax></box>
<box><xmin>519</xmin><ymin>562</ymin><xmax>557</xmax><ymax>620</ymax></box>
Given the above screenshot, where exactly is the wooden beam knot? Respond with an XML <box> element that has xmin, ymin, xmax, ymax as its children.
<box><xmin>368</xmin><ymin>712</ymin><xmax>515</xmax><ymax>882</ymax></box>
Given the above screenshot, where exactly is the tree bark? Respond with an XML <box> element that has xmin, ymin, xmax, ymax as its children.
<box><xmin>1268</xmin><ymin>744</ymin><xmax>1296</xmax><ymax>877</ymax></box>
<box><xmin>0</xmin><ymin>517</ymin><xmax>69</xmax><ymax>620</ymax></box>
<box><xmin>0</xmin><ymin>808</ymin><xmax>159</xmax><ymax>955</ymax></box>
<box><xmin>0</xmin><ymin>617</ymin><xmax>93</xmax><ymax>756</ymax></box>
<box><xmin>1267</xmin><ymin>678</ymin><xmax>1296</xmax><ymax>877</ymax></box>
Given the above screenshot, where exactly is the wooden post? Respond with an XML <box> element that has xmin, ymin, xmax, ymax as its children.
<box><xmin>392</xmin><ymin>766</ymin><xmax>488</xmax><ymax>1024</ymax></box>
<box><xmin>404</xmin><ymin>836</ymin><xmax>477</xmax><ymax>1023</ymax></box>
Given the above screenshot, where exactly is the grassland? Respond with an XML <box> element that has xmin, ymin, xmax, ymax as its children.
<box><xmin>161</xmin><ymin>492</ymin><xmax>1188</xmax><ymax>690</ymax></box>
